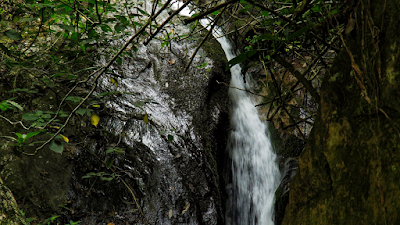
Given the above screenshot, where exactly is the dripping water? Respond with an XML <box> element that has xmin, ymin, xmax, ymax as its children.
<box><xmin>172</xmin><ymin>2</ymin><xmax>280</xmax><ymax>224</ymax></box>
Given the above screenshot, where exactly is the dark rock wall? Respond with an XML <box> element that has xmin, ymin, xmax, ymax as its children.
<box><xmin>282</xmin><ymin>1</ymin><xmax>400</xmax><ymax>224</ymax></box>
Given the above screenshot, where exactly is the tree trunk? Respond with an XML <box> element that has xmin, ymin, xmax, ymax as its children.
<box><xmin>282</xmin><ymin>0</ymin><xmax>400</xmax><ymax>224</ymax></box>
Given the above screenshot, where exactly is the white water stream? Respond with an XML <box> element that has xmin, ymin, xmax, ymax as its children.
<box><xmin>172</xmin><ymin>2</ymin><xmax>280</xmax><ymax>224</ymax></box>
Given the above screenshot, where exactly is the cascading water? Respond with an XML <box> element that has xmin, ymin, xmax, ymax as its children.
<box><xmin>172</xmin><ymin>2</ymin><xmax>280</xmax><ymax>224</ymax></box>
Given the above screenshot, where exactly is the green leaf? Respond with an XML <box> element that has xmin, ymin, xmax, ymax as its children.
<box><xmin>82</xmin><ymin>172</ymin><xmax>96</xmax><ymax>178</ymax></box>
<box><xmin>4</xmin><ymin>30</ymin><xmax>22</xmax><ymax>40</ymax></box>
<box><xmin>71</xmin><ymin>32</ymin><xmax>79</xmax><ymax>41</ymax></box>
<box><xmin>106</xmin><ymin>159</ymin><xmax>113</xmax><ymax>169</ymax></box>
<box><xmin>75</xmin><ymin>108</ymin><xmax>87</xmax><ymax>116</ymax></box>
<box><xmin>0</xmin><ymin>101</ymin><xmax>11</xmax><ymax>111</ymax></box>
<box><xmin>261</xmin><ymin>11</ymin><xmax>269</xmax><ymax>17</ymax></box>
<box><xmin>115</xmin><ymin>23</ymin><xmax>126</xmax><ymax>32</ymax></box>
<box><xmin>116</xmin><ymin>57</ymin><xmax>122</xmax><ymax>65</ymax></box>
<box><xmin>6</xmin><ymin>100</ymin><xmax>23</xmax><ymax>111</ymax></box>
<box><xmin>143</xmin><ymin>114</ymin><xmax>149</xmax><ymax>124</ymax></box>
<box><xmin>0</xmin><ymin>43</ymin><xmax>11</xmax><ymax>55</ymax></box>
<box><xmin>49</xmin><ymin>139</ymin><xmax>64</xmax><ymax>154</ymax></box>
<box><xmin>226</xmin><ymin>50</ymin><xmax>257</xmax><ymax>69</ymax></box>
<box><xmin>287</xmin><ymin>24</ymin><xmax>314</xmax><ymax>41</ymax></box>
<box><xmin>25</xmin><ymin>131</ymin><xmax>41</xmax><ymax>140</ymax></box>
<box><xmin>210</xmin><ymin>10</ymin><xmax>220</xmax><ymax>15</ymax></box>
<box><xmin>22</xmin><ymin>113</ymin><xmax>39</xmax><ymax>121</ymax></box>
<box><xmin>168</xmin><ymin>135</ymin><xmax>173</xmax><ymax>143</ymax></box>
<box><xmin>18</xmin><ymin>17</ymin><xmax>37</xmax><ymax>22</ymax></box>
<box><xmin>255</xmin><ymin>33</ymin><xmax>278</xmax><ymax>41</ymax></box>
<box><xmin>66</xmin><ymin>96</ymin><xmax>82</xmax><ymax>103</ymax></box>
<box><xmin>57</xmin><ymin>24</ymin><xmax>75</xmax><ymax>31</ymax></box>
<box><xmin>100</xmin><ymin>176</ymin><xmax>113</xmax><ymax>181</ymax></box>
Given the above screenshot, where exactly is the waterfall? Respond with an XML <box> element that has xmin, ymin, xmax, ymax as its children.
<box><xmin>172</xmin><ymin>2</ymin><xmax>280</xmax><ymax>224</ymax></box>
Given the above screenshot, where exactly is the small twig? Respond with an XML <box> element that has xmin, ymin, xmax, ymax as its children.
<box><xmin>183</xmin><ymin>0</ymin><xmax>238</xmax><ymax>24</ymax></box>
<box><xmin>183</xmin><ymin>8</ymin><xmax>227</xmax><ymax>73</ymax></box>
<box><xmin>379</xmin><ymin>108</ymin><xmax>400</xmax><ymax>138</ymax></box>
<box><xmin>273</xmin><ymin>54</ymin><xmax>320</xmax><ymax>103</ymax></box>
<box><xmin>216</xmin><ymin>80</ymin><xmax>266</xmax><ymax>97</ymax></box>
<box><xmin>118</xmin><ymin>177</ymin><xmax>149</xmax><ymax>224</ymax></box>
<box><xmin>144</xmin><ymin>0</ymin><xmax>191</xmax><ymax>45</ymax></box>
<box><xmin>21</xmin><ymin>9</ymin><xmax>43</xmax><ymax>56</ymax></box>
<box><xmin>0</xmin><ymin>115</ymin><xmax>30</xmax><ymax>130</ymax></box>
<box><xmin>59</xmin><ymin>0</ymin><xmax>96</xmax><ymax>24</ymax></box>
<box><xmin>246</xmin><ymin>0</ymin><xmax>292</xmax><ymax>23</ymax></box>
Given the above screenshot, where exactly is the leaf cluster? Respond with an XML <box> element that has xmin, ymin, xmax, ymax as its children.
<box><xmin>188</xmin><ymin>0</ymin><xmax>349</xmax><ymax>137</ymax></box>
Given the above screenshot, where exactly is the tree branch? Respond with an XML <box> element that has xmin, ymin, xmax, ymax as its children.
<box><xmin>183</xmin><ymin>0</ymin><xmax>238</xmax><ymax>24</ymax></box>
<box><xmin>144</xmin><ymin>0</ymin><xmax>191</xmax><ymax>45</ymax></box>
<box><xmin>31</xmin><ymin>0</ymin><xmax>173</xmax><ymax>154</ymax></box>
<box><xmin>273</xmin><ymin>54</ymin><xmax>320</xmax><ymax>103</ymax></box>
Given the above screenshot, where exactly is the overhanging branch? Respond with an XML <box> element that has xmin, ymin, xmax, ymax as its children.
<box><xmin>274</xmin><ymin>55</ymin><xmax>320</xmax><ymax>103</ymax></box>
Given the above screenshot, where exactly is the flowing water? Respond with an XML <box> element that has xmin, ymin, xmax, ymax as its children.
<box><xmin>172</xmin><ymin>2</ymin><xmax>280</xmax><ymax>224</ymax></box>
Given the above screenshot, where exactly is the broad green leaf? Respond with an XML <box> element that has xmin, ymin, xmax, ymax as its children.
<box><xmin>227</xmin><ymin>53</ymin><xmax>247</xmax><ymax>69</ymax></box>
<box><xmin>57</xmin><ymin>24</ymin><xmax>75</xmax><ymax>31</ymax></box>
<box><xmin>143</xmin><ymin>114</ymin><xmax>149</xmax><ymax>124</ymax></box>
<box><xmin>66</xmin><ymin>96</ymin><xmax>82</xmax><ymax>103</ymax></box>
<box><xmin>0</xmin><ymin>43</ymin><xmax>11</xmax><ymax>55</ymax></box>
<box><xmin>168</xmin><ymin>135</ymin><xmax>173</xmax><ymax>143</ymax></box>
<box><xmin>49</xmin><ymin>139</ymin><xmax>64</xmax><ymax>154</ymax></box>
<box><xmin>15</xmin><ymin>133</ymin><xmax>24</xmax><ymax>139</ymax></box>
<box><xmin>210</xmin><ymin>10</ymin><xmax>220</xmax><ymax>15</ymax></box>
<box><xmin>0</xmin><ymin>101</ymin><xmax>11</xmax><ymax>111</ymax></box>
<box><xmin>287</xmin><ymin>24</ymin><xmax>314</xmax><ymax>41</ymax></box>
<box><xmin>25</xmin><ymin>131</ymin><xmax>41</xmax><ymax>140</ymax></box>
<box><xmin>261</xmin><ymin>11</ymin><xmax>269</xmax><ymax>17</ymax></box>
<box><xmin>8</xmin><ymin>88</ymin><xmax>38</xmax><ymax>93</ymax></box>
<box><xmin>106</xmin><ymin>159</ymin><xmax>113</xmax><ymax>169</ymax></box>
<box><xmin>226</xmin><ymin>50</ymin><xmax>257</xmax><ymax>69</ymax></box>
<box><xmin>18</xmin><ymin>18</ymin><xmax>37</xmax><ymax>22</ymax></box>
<box><xmin>82</xmin><ymin>172</ymin><xmax>96</xmax><ymax>178</ymax></box>
<box><xmin>22</xmin><ymin>113</ymin><xmax>39</xmax><ymax>121</ymax></box>
<box><xmin>115</xmin><ymin>23</ymin><xmax>126</xmax><ymax>32</ymax></box>
<box><xmin>4</xmin><ymin>30</ymin><xmax>22</xmax><ymax>40</ymax></box>
<box><xmin>106</xmin><ymin>148</ymin><xmax>114</xmax><ymax>154</ymax></box>
<box><xmin>91</xmin><ymin>113</ymin><xmax>100</xmax><ymax>127</ymax></box>
<box><xmin>100</xmin><ymin>176</ymin><xmax>113</xmax><ymax>181</ymax></box>
<box><xmin>255</xmin><ymin>33</ymin><xmax>278</xmax><ymax>41</ymax></box>
<box><xmin>71</xmin><ymin>32</ymin><xmax>79</xmax><ymax>41</ymax></box>
<box><xmin>6</xmin><ymin>100</ymin><xmax>23</xmax><ymax>111</ymax></box>
<box><xmin>116</xmin><ymin>57</ymin><xmax>122</xmax><ymax>65</ymax></box>
<box><xmin>75</xmin><ymin>108</ymin><xmax>87</xmax><ymax>116</ymax></box>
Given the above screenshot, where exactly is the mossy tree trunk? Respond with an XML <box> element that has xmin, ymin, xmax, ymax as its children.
<box><xmin>282</xmin><ymin>0</ymin><xmax>400</xmax><ymax>224</ymax></box>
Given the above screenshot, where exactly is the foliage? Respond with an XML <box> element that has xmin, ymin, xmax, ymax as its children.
<box><xmin>185</xmin><ymin>0</ymin><xmax>347</xmax><ymax>137</ymax></box>
<box><xmin>0</xmin><ymin>0</ymin><xmax>151</xmax><ymax>154</ymax></box>
<box><xmin>0</xmin><ymin>0</ymin><xmax>353</xmax><ymax>223</ymax></box>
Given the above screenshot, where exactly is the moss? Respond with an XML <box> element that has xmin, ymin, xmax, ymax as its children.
<box><xmin>282</xmin><ymin>1</ymin><xmax>400</xmax><ymax>223</ymax></box>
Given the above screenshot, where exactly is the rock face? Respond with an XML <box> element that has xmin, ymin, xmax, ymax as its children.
<box><xmin>282</xmin><ymin>1</ymin><xmax>400</xmax><ymax>224</ymax></box>
<box><xmin>0</xmin><ymin>34</ymin><xmax>230</xmax><ymax>224</ymax></box>
<box><xmin>68</xmin><ymin>40</ymin><xmax>230</xmax><ymax>224</ymax></box>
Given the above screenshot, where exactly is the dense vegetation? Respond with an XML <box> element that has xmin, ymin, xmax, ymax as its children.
<box><xmin>0</xmin><ymin>0</ymin><xmax>356</xmax><ymax>224</ymax></box>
